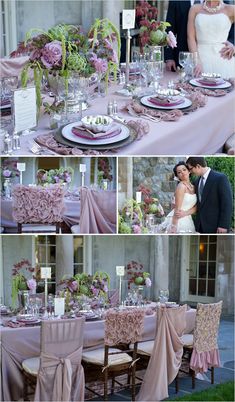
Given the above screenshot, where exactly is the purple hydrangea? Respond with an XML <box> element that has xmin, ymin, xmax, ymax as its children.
<box><xmin>27</xmin><ymin>278</ymin><xmax>37</xmax><ymax>291</ymax></box>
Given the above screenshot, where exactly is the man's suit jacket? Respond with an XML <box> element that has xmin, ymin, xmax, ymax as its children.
<box><xmin>164</xmin><ymin>0</ymin><xmax>234</xmax><ymax>67</ymax></box>
<box><xmin>194</xmin><ymin>170</ymin><xmax>233</xmax><ymax>233</ymax></box>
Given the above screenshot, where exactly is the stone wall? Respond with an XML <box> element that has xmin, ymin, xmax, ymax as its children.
<box><xmin>133</xmin><ymin>157</ymin><xmax>184</xmax><ymax>215</ymax></box>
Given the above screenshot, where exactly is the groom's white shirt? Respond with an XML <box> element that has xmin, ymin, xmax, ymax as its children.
<box><xmin>201</xmin><ymin>167</ymin><xmax>211</xmax><ymax>186</ymax></box>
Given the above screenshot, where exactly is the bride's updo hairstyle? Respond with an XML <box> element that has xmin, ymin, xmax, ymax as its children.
<box><xmin>173</xmin><ymin>161</ymin><xmax>189</xmax><ymax>179</ymax></box>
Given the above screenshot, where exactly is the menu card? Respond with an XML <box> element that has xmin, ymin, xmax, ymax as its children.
<box><xmin>14</xmin><ymin>87</ymin><xmax>37</xmax><ymax>132</ymax></box>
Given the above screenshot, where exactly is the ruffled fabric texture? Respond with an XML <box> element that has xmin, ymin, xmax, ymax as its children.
<box><xmin>12</xmin><ymin>184</ymin><xmax>65</xmax><ymax>223</ymax></box>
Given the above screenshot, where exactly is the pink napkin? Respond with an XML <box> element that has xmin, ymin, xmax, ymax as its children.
<box><xmin>5</xmin><ymin>320</ymin><xmax>26</xmax><ymax>328</ymax></box>
<box><xmin>148</xmin><ymin>97</ymin><xmax>184</xmax><ymax>107</ymax></box>
<box><xmin>197</xmin><ymin>79</ymin><xmax>224</xmax><ymax>86</ymax></box>
<box><xmin>71</xmin><ymin>124</ymin><xmax>122</xmax><ymax>140</ymax></box>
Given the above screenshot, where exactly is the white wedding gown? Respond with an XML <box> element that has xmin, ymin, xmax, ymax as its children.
<box><xmin>161</xmin><ymin>193</ymin><xmax>197</xmax><ymax>233</ymax></box>
<box><xmin>195</xmin><ymin>13</ymin><xmax>235</xmax><ymax>79</ymax></box>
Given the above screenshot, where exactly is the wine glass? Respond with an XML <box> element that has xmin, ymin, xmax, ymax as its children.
<box><xmin>74</xmin><ymin>76</ymin><xmax>89</xmax><ymax>120</ymax></box>
<box><xmin>179</xmin><ymin>52</ymin><xmax>190</xmax><ymax>69</ymax></box>
<box><xmin>159</xmin><ymin>289</ymin><xmax>169</xmax><ymax>304</ymax></box>
<box><xmin>57</xmin><ymin>76</ymin><xmax>76</xmax><ymax>123</ymax></box>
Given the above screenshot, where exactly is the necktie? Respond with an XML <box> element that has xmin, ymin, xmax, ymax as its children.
<box><xmin>194</xmin><ymin>0</ymin><xmax>201</xmax><ymax>4</ymax></box>
<box><xmin>199</xmin><ymin>177</ymin><xmax>204</xmax><ymax>202</ymax></box>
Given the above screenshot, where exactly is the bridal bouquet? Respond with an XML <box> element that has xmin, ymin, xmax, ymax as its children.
<box><xmin>136</xmin><ymin>0</ymin><xmax>176</xmax><ymax>48</ymax></box>
<box><xmin>11</xmin><ymin>259</ymin><xmax>37</xmax><ymax>307</ymax></box>
<box><xmin>37</xmin><ymin>167</ymin><xmax>73</xmax><ymax>186</ymax></box>
<box><xmin>126</xmin><ymin>260</ymin><xmax>151</xmax><ymax>289</ymax></box>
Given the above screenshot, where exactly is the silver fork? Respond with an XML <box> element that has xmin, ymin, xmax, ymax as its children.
<box><xmin>30</xmin><ymin>140</ymin><xmax>57</xmax><ymax>155</ymax></box>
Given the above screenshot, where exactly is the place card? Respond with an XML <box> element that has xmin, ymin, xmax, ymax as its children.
<box><xmin>136</xmin><ymin>191</ymin><xmax>142</xmax><ymax>203</ymax></box>
<box><xmin>79</xmin><ymin>164</ymin><xmax>86</xmax><ymax>173</ymax></box>
<box><xmin>41</xmin><ymin>267</ymin><xmax>51</xmax><ymax>279</ymax></box>
<box><xmin>116</xmin><ymin>266</ymin><xmax>125</xmax><ymax>276</ymax></box>
<box><xmin>122</xmin><ymin>9</ymin><xmax>136</xmax><ymax>29</ymax></box>
<box><xmin>16</xmin><ymin>163</ymin><xmax>26</xmax><ymax>172</ymax></box>
<box><xmin>13</xmin><ymin>87</ymin><xmax>37</xmax><ymax>133</ymax></box>
<box><xmin>54</xmin><ymin>297</ymin><xmax>65</xmax><ymax>316</ymax></box>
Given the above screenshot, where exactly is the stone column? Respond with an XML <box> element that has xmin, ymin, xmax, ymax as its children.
<box><xmin>102</xmin><ymin>0</ymin><xmax>124</xmax><ymax>31</ymax></box>
<box><xmin>216</xmin><ymin>236</ymin><xmax>234</xmax><ymax>315</ymax></box>
<box><xmin>56</xmin><ymin>236</ymin><xmax>74</xmax><ymax>283</ymax></box>
<box><xmin>149</xmin><ymin>236</ymin><xmax>169</xmax><ymax>301</ymax></box>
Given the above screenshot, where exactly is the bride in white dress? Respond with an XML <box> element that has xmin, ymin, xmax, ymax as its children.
<box><xmin>187</xmin><ymin>0</ymin><xmax>235</xmax><ymax>79</ymax></box>
<box><xmin>161</xmin><ymin>162</ymin><xmax>197</xmax><ymax>233</ymax></box>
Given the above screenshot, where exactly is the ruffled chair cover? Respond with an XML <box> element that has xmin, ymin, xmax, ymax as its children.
<box><xmin>79</xmin><ymin>187</ymin><xmax>116</xmax><ymax>233</ymax></box>
<box><xmin>137</xmin><ymin>305</ymin><xmax>187</xmax><ymax>402</ymax></box>
<box><xmin>12</xmin><ymin>184</ymin><xmax>65</xmax><ymax>223</ymax></box>
<box><xmin>34</xmin><ymin>317</ymin><xmax>85</xmax><ymax>402</ymax></box>
<box><xmin>104</xmin><ymin>308</ymin><xmax>145</xmax><ymax>346</ymax></box>
<box><xmin>190</xmin><ymin>301</ymin><xmax>223</xmax><ymax>374</ymax></box>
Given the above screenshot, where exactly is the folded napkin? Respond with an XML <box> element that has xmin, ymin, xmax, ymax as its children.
<box><xmin>148</xmin><ymin>96</ymin><xmax>184</xmax><ymax>107</ymax></box>
<box><xmin>5</xmin><ymin>320</ymin><xmax>26</xmax><ymax>328</ymax></box>
<box><xmin>197</xmin><ymin>78</ymin><xmax>224</xmax><ymax>86</ymax></box>
<box><xmin>72</xmin><ymin>123</ymin><xmax>121</xmax><ymax>140</ymax></box>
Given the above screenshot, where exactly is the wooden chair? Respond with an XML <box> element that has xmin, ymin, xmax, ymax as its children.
<box><xmin>82</xmin><ymin>308</ymin><xmax>145</xmax><ymax>401</ymax></box>
<box><xmin>12</xmin><ymin>184</ymin><xmax>65</xmax><ymax>233</ymax></box>
<box><xmin>175</xmin><ymin>301</ymin><xmax>223</xmax><ymax>392</ymax></box>
<box><xmin>22</xmin><ymin>317</ymin><xmax>85</xmax><ymax>401</ymax></box>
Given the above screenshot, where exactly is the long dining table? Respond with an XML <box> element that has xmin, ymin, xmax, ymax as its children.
<box><xmin>1</xmin><ymin>56</ymin><xmax>234</xmax><ymax>155</ymax></box>
<box><xmin>0</xmin><ymin>307</ymin><xmax>196</xmax><ymax>401</ymax></box>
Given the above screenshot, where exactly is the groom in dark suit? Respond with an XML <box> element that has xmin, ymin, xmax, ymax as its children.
<box><xmin>186</xmin><ymin>157</ymin><xmax>233</xmax><ymax>233</ymax></box>
<box><xmin>164</xmin><ymin>0</ymin><xmax>234</xmax><ymax>71</ymax></box>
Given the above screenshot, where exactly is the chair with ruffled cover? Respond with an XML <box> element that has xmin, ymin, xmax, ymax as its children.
<box><xmin>71</xmin><ymin>187</ymin><xmax>116</xmax><ymax>234</ymax></box>
<box><xmin>12</xmin><ymin>184</ymin><xmax>65</xmax><ymax>233</ymax></box>
<box><xmin>176</xmin><ymin>301</ymin><xmax>223</xmax><ymax>392</ymax></box>
<box><xmin>22</xmin><ymin>317</ymin><xmax>85</xmax><ymax>401</ymax></box>
<box><xmin>82</xmin><ymin>308</ymin><xmax>145</xmax><ymax>401</ymax></box>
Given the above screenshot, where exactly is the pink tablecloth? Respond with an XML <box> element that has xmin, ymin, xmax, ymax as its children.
<box><xmin>0</xmin><ymin>308</ymin><xmax>195</xmax><ymax>401</ymax></box>
<box><xmin>0</xmin><ymin>69</ymin><xmax>234</xmax><ymax>155</ymax></box>
<box><xmin>0</xmin><ymin>197</ymin><xmax>80</xmax><ymax>229</ymax></box>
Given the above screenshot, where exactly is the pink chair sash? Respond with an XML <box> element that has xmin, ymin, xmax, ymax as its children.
<box><xmin>79</xmin><ymin>187</ymin><xmax>116</xmax><ymax>233</ymax></box>
<box><xmin>35</xmin><ymin>347</ymin><xmax>83</xmax><ymax>402</ymax></box>
<box><xmin>137</xmin><ymin>305</ymin><xmax>187</xmax><ymax>401</ymax></box>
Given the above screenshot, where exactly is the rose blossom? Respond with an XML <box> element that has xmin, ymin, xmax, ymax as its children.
<box><xmin>41</xmin><ymin>40</ymin><xmax>62</xmax><ymax>69</ymax></box>
<box><xmin>27</xmin><ymin>278</ymin><xmax>37</xmax><ymax>291</ymax></box>
<box><xmin>68</xmin><ymin>280</ymin><xmax>78</xmax><ymax>292</ymax></box>
<box><xmin>145</xmin><ymin>277</ymin><xmax>152</xmax><ymax>288</ymax></box>
<box><xmin>167</xmin><ymin>31</ymin><xmax>177</xmax><ymax>48</ymax></box>
<box><xmin>3</xmin><ymin>169</ymin><xmax>12</xmax><ymax>178</ymax></box>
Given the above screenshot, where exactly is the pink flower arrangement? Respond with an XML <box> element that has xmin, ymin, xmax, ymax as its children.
<box><xmin>1</xmin><ymin>159</ymin><xmax>20</xmax><ymax>179</ymax></box>
<box><xmin>126</xmin><ymin>260</ymin><xmax>151</xmax><ymax>289</ymax></box>
<box><xmin>136</xmin><ymin>0</ymin><xmax>177</xmax><ymax>48</ymax></box>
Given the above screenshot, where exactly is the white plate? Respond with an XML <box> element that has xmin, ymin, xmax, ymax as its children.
<box><xmin>189</xmin><ymin>78</ymin><xmax>231</xmax><ymax>89</ymax></box>
<box><xmin>140</xmin><ymin>96</ymin><xmax>192</xmax><ymax>110</ymax></box>
<box><xmin>62</xmin><ymin>121</ymin><xmax>130</xmax><ymax>145</ymax></box>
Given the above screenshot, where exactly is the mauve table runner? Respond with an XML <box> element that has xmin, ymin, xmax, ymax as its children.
<box><xmin>0</xmin><ymin>309</ymin><xmax>196</xmax><ymax>401</ymax></box>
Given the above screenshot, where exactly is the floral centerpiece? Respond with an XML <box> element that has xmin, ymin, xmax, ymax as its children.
<box><xmin>36</xmin><ymin>167</ymin><xmax>73</xmax><ymax>186</ymax></box>
<box><xmin>118</xmin><ymin>199</ymin><xmax>148</xmax><ymax>234</ymax></box>
<box><xmin>97</xmin><ymin>157</ymin><xmax>113</xmax><ymax>188</ymax></box>
<box><xmin>1</xmin><ymin>159</ymin><xmax>20</xmax><ymax>180</ymax></box>
<box><xmin>138</xmin><ymin>184</ymin><xmax>165</xmax><ymax>218</ymax></box>
<box><xmin>13</xmin><ymin>19</ymin><xmax>120</xmax><ymax>110</ymax></box>
<box><xmin>135</xmin><ymin>0</ymin><xmax>177</xmax><ymax>49</ymax></box>
<box><xmin>58</xmin><ymin>271</ymin><xmax>110</xmax><ymax>309</ymax></box>
<box><xmin>126</xmin><ymin>260</ymin><xmax>151</xmax><ymax>289</ymax></box>
<box><xmin>11</xmin><ymin>259</ymin><xmax>37</xmax><ymax>307</ymax></box>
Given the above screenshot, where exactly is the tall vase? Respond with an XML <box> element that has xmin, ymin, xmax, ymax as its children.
<box><xmin>18</xmin><ymin>290</ymin><xmax>30</xmax><ymax>309</ymax></box>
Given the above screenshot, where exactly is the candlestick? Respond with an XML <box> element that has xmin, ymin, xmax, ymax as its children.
<box><xmin>17</xmin><ymin>163</ymin><xmax>26</xmax><ymax>185</ymax></box>
<box><xmin>41</xmin><ymin>267</ymin><xmax>51</xmax><ymax>311</ymax></box>
<box><xmin>80</xmin><ymin>164</ymin><xmax>86</xmax><ymax>187</ymax></box>
<box><xmin>116</xmin><ymin>266</ymin><xmax>125</xmax><ymax>304</ymax></box>
<box><xmin>122</xmin><ymin>10</ymin><xmax>135</xmax><ymax>88</ymax></box>
<box><xmin>136</xmin><ymin>191</ymin><xmax>142</xmax><ymax>203</ymax></box>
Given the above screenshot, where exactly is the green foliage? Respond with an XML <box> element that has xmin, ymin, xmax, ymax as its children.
<box><xmin>173</xmin><ymin>380</ymin><xmax>234</xmax><ymax>401</ymax></box>
<box><xmin>12</xmin><ymin>274</ymin><xmax>27</xmax><ymax>307</ymax></box>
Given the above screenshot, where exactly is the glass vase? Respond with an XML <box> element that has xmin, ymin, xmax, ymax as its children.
<box><xmin>148</xmin><ymin>45</ymin><xmax>163</xmax><ymax>62</ymax></box>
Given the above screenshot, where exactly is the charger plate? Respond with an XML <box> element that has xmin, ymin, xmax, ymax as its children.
<box><xmin>53</xmin><ymin>122</ymin><xmax>137</xmax><ymax>151</ymax></box>
<box><xmin>140</xmin><ymin>95</ymin><xmax>192</xmax><ymax>110</ymax></box>
<box><xmin>189</xmin><ymin>78</ymin><xmax>231</xmax><ymax>90</ymax></box>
